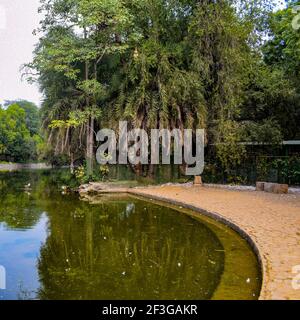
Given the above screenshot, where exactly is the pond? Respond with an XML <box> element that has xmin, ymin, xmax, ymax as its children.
<box><xmin>0</xmin><ymin>170</ymin><xmax>261</xmax><ymax>300</ymax></box>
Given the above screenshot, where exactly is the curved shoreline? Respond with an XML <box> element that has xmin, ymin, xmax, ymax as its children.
<box><xmin>130</xmin><ymin>191</ymin><xmax>264</xmax><ymax>298</ymax></box>
<box><xmin>127</xmin><ymin>185</ymin><xmax>300</xmax><ymax>300</ymax></box>
<box><xmin>129</xmin><ymin>193</ymin><xmax>262</xmax><ymax>300</ymax></box>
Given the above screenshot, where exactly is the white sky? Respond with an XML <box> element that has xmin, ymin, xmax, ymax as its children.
<box><xmin>0</xmin><ymin>0</ymin><xmax>42</xmax><ymax>106</ymax></box>
<box><xmin>0</xmin><ymin>0</ymin><xmax>288</xmax><ymax>108</ymax></box>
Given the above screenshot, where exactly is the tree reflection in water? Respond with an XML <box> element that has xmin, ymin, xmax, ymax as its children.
<box><xmin>0</xmin><ymin>170</ymin><xmax>260</xmax><ymax>300</ymax></box>
<box><xmin>37</xmin><ymin>195</ymin><xmax>224</xmax><ymax>300</ymax></box>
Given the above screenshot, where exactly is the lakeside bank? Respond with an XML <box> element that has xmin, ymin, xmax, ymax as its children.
<box><xmin>0</xmin><ymin>163</ymin><xmax>52</xmax><ymax>171</ymax></box>
<box><xmin>79</xmin><ymin>183</ymin><xmax>300</xmax><ymax>300</ymax></box>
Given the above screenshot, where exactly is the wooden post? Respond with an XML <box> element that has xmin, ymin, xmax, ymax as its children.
<box><xmin>256</xmin><ymin>182</ymin><xmax>265</xmax><ymax>191</ymax></box>
<box><xmin>194</xmin><ymin>176</ymin><xmax>203</xmax><ymax>186</ymax></box>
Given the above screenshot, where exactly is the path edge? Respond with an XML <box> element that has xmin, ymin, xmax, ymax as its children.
<box><xmin>129</xmin><ymin>189</ymin><xmax>267</xmax><ymax>300</ymax></box>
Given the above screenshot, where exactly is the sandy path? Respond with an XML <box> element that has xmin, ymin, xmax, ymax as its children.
<box><xmin>130</xmin><ymin>185</ymin><xmax>300</xmax><ymax>300</ymax></box>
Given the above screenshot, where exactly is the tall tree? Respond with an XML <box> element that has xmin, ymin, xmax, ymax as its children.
<box><xmin>26</xmin><ymin>0</ymin><xmax>133</xmax><ymax>175</ymax></box>
<box><xmin>26</xmin><ymin>0</ymin><xmax>294</xmax><ymax>177</ymax></box>
<box><xmin>0</xmin><ymin>104</ymin><xmax>33</xmax><ymax>162</ymax></box>
<box><xmin>4</xmin><ymin>100</ymin><xmax>40</xmax><ymax>136</ymax></box>
<box><xmin>262</xmin><ymin>2</ymin><xmax>300</xmax><ymax>139</ymax></box>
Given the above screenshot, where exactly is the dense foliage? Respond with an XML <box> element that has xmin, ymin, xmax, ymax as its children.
<box><xmin>21</xmin><ymin>0</ymin><xmax>300</xmax><ymax>178</ymax></box>
<box><xmin>0</xmin><ymin>100</ymin><xmax>44</xmax><ymax>163</ymax></box>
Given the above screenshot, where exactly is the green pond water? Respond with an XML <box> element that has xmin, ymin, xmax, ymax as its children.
<box><xmin>0</xmin><ymin>170</ymin><xmax>261</xmax><ymax>300</ymax></box>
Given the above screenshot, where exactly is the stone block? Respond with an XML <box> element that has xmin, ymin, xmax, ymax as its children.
<box><xmin>264</xmin><ymin>182</ymin><xmax>288</xmax><ymax>194</ymax></box>
<box><xmin>273</xmin><ymin>184</ymin><xmax>289</xmax><ymax>194</ymax></box>
<box><xmin>264</xmin><ymin>183</ymin><xmax>275</xmax><ymax>193</ymax></box>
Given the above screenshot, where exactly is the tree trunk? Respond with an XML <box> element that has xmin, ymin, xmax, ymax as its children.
<box><xmin>83</xmin><ymin>26</ymin><xmax>94</xmax><ymax>178</ymax></box>
<box><xmin>86</xmin><ymin>117</ymin><xmax>94</xmax><ymax>177</ymax></box>
<box><xmin>147</xmin><ymin>164</ymin><xmax>155</xmax><ymax>178</ymax></box>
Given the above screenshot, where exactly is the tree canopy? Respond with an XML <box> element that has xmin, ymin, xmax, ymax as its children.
<box><xmin>22</xmin><ymin>0</ymin><xmax>300</xmax><ymax>175</ymax></box>
<box><xmin>0</xmin><ymin>101</ymin><xmax>43</xmax><ymax>163</ymax></box>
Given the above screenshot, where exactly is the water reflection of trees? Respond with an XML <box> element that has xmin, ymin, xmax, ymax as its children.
<box><xmin>37</xmin><ymin>197</ymin><xmax>225</xmax><ymax>300</ymax></box>
<box><xmin>0</xmin><ymin>170</ymin><xmax>75</xmax><ymax>229</ymax></box>
<box><xmin>0</xmin><ymin>172</ymin><xmax>42</xmax><ymax>229</ymax></box>
<box><xmin>0</xmin><ymin>171</ymin><xmax>225</xmax><ymax>299</ymax></box>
